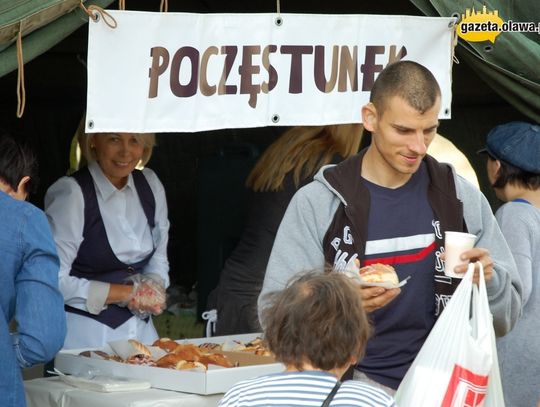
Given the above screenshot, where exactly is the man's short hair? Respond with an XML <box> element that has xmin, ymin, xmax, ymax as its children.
<box><xmin>262</xmin><ymin>271</ymin><xmax>371</xmax><ymax>371</ymax></box>
<box><xmin>370</xmin><ymin>60</ymin><xmax>441</xmax><ymax>115</ymax></box>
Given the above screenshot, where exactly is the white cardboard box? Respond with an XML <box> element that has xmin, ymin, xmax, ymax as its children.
<box><xmin>54</xmin><ymin>333</ymin><xmax>284</xmax><ymax>395</ymax></box>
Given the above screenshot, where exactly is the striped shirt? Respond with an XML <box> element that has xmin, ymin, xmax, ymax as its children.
<box><xmin>218</xmin><ymin>371</ymin><xmax>396</xmax><ymax>407</ymax></box>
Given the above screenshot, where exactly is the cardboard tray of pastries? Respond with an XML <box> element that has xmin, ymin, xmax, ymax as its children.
<box><xmin>54</xmin><ymin>333</ymin><xmax>283</xmax><ymax>395</ymax></box>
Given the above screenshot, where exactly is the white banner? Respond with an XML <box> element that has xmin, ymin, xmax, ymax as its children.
<box><xmin>86</xmin><ymin>11</ymin><xmax>455</xmax><ymax>133</ymax></box>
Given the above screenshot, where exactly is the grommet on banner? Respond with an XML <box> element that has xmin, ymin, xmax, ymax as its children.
<box><xmin>271</xmin><ymin>114</ymin><xmax>280</xmax><ymax>123</ymax></box>
<box><xmin>88</xmin><ymin>120</ymin><xmax>95</xmax><ymax>130</ymax></box>
<box><xmin>275</xmin><ymin>0</ymin><xmax>283</xmax><ymax>26</ymax></box>
<box><xmin>450</xmin><ymin>12</ymin><xmax>461</xmax><ymax>26</ymax></box>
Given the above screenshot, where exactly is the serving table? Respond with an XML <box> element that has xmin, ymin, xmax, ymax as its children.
<box><xmin>25</xmin><ymin>377</ymin><xmax>223</xmax><ymax>407</ymax></box>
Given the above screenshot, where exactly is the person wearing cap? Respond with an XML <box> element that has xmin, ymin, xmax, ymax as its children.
<box><xmin>480</xmin><ymin>121</ymin><xmax>540</xmax><ymax>407</ymax></box>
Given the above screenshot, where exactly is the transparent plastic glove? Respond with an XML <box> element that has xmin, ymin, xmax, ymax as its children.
<box><xmin>125</xmin><ymin>274</ymin><xmax>167</xmax><ymax>319</ymax></box>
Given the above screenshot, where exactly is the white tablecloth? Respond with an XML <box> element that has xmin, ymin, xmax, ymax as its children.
<box><xmin>25</xmin><ymin>377</ymin><xmax>223</xmax><ymax>407</ymax></box>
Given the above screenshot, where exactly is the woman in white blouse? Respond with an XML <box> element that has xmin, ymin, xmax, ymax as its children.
<box><xmin>45</xmin><ymin>131</ymin><xmax>169</xmax><ymax>349</ymax></box>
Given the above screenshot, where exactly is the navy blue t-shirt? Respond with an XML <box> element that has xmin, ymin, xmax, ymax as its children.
<box><xmin>357</xmin><ymin>162</ymin><xmax>437</xmax><ymax>389</ymax></box>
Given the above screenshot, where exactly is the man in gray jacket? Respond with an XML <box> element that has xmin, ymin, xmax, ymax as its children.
<box><xmin>258</xmin><ymin>61</ymin><xmax>522</xmax><ymax>394</ymax></box>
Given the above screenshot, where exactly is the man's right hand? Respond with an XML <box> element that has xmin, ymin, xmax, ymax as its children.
<box><xmin>359</xmin><ymin>286</ymin><xmax>401</xmax><ymax>313</ymax></box>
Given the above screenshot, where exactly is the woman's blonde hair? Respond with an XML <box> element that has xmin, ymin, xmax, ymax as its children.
<box><xmin>75</xmin><ymin>116</ymin><xmax>156</xmax><ymax>169</ymax></box>
<box><xmin>246</xmin><ymin>124</ymin><xmax>362</xmax><ymax>192</ymax></box>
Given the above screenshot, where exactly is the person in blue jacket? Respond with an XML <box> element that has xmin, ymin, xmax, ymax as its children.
<box><xmin>0</xmin><ymin>130</ymin><xmax>66</xmax><ymax>407</ymax></box>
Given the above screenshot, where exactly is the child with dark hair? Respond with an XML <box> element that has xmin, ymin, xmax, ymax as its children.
<box><xmin>219</xmin><ymin>271</ymin><xmax>395</xmax><ymax>407</ymax></box>
<box><xmin>480</xmin><ymin>121</ymin><xmax>540</xmax><ymax>407</ymax></box>
<box><xmin>0</xmin><ymin>131</ymin><xmax>66</xmax><ymax>407</ymax></box>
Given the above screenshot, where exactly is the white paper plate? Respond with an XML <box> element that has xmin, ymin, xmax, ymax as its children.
<box><xmin>342</xmin><ymin>270</ymin><xmax>411</xmax><ymax>289</ymax></box>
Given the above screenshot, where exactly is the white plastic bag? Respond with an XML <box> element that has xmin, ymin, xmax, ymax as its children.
<box><xmin>395</xmin><ymin>262</ymin><xmax>504</xmax><ymax>407</ymax></box>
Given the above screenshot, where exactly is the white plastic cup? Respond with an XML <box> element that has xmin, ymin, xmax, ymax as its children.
<box><xmin>444</xmin><ymin>231</ymin><xmax>476</xmax><ymax>278</ymax></box>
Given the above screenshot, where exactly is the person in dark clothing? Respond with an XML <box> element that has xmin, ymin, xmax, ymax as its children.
<box><xmin>259</xmin><ymin>61</ymin><xmax>521</xmax><ymax>395</ymax></box>
<box><xmin>209</xmin><ymin>124</ymin><xmax>362</xmax><ymax>335</ymax></box>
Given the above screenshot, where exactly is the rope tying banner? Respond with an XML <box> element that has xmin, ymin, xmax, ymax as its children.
<box><xmin>79</xmin><ymin>1</ymin><xmax>118</xmax><ymax>28</ymax></box>
<box><xmin>160</xmin><ymin>0</ymin><xmax>168</xmax><ymax>13</ymax></box>
<box><xmin>16</xmin><ymin>23</ymin><xmax>26</xmax><ymax>118</ymax></box>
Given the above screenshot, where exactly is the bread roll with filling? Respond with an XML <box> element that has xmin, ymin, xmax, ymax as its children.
<box><xmin>153</xmin><ymin>338</ymin><xmax>179</xmax><ymax>353</ymax></box>
<box><xmin>156</xmin><ymin>353</ymin><xmax>185</xmax><ymax>368</ymax></box>
<box><xmin>171</xmin><ymin>343</ymin><xmax>202</xmax><ymax>361</ymax></box>
<box><xmin>175</xmin><ymin>360</ymin><xmax>207</xmax><ymax>371</ymax></box>
<box><xmin>198</xmin><ymin>353</ymin><xmax>233</xmax><ymax>368</ymax></box>
<box><xmin>359</xmin><ymin>263</ymin><xmax>399</xmax><ymax>285</ymax></box>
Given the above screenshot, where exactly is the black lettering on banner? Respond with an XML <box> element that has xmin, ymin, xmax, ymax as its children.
<box><xmin>388</xmin><ymin>45</ymin><xmax>407</xmax><ymax>64</ymax></box>
<box><xmin>148</xmin><ymin>46</ymin><xmax>170</xmax><ymax>98</ymax></box>
<box><xmin>170</xmin><ymin>46</ymin><xmax>199</xmax><ymax>97</ymax></box>
<box><xmin>261</xmin><ymin>45</ymin><xmax>278</xmax><ymax>93</ymax></box>
<box><xmin>314</xmin><ymin>45</ymin><xmax>339</xmax><ymax>93</ymax></box>
<box><xmin>218</xmin><ymin>46</ymin><xmax>238</xmax><ymax>95</ymax></box>
<box><xmin>338</xmin><ymin>45</ymin><xmax>358</xmax><ymax>92</ymax></box>
<box><xmin>146</xmin><ymin>43</ymin><xmax>412</xmax><ymax>108</ymax></box>
<box><xmin>360</xmin><ymin>45</ymin><xmax>385</xmax><ymax>91</ymax></box>
<box><xmin>200</xmin><ymin>46</ymin><xmax>219</xmax><ymax>96</ymax></box>
<box><xmin>238</xmin><ymin>45</ymin><xmax>261</xmax><ymax>108</ymax></box>
<box><xmin>280</xmin><ymin>45</ymin><xmax>313</xmax><ymax>93</ymax></box>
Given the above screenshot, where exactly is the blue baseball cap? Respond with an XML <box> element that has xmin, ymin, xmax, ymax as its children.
<box><xmin>477</xmin><ymin>121</ymin><xmax>540</xmax><ymax>174</ymax></box>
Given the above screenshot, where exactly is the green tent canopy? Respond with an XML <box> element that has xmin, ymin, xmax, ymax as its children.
<box><xmin>411</xmin><ymin>0</ymin><xmax>539</xmax><ymax>122</ymax></box>
<box><xmin>0</xmin><ymin>0</ymin><xmax>114</xmax><ymax>76</ymax></box>
<box><xmin>0</xmin><ymin>0</ymin><xmax>115</xmax><ymax>115</ymax></box>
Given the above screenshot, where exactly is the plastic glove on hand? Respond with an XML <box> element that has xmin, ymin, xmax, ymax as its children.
<box><xmin>126</xmin><ymin>275</ymin><xmax>167</xmax><ymax>318</ymax></box>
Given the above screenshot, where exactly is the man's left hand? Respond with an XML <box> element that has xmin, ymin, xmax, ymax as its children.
<box><xmin>442</xmin><ymin>247</ymin><xmax>493</xmax><ymax>283</ymax></box>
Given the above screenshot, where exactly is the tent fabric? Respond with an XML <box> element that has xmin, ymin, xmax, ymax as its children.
<box><xmin>411</xmin><ymin>0</ymin><xmax>540</xmax><ymax>123</ymax></box>
<box><xmin>0</xmin><ymin>0</ymin><xmax>80</xmax><ymax>52</ymax></box>
<box><xmin>0</xmin><ymin>0</ymin><xmax>115</xmax><ymax>77</ymax></box>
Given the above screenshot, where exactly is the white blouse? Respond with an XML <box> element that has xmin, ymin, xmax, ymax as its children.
<box><xmin>44</xmin><ymin>161</ymin><xmax>170</xmax><ymax>349</ymax></box>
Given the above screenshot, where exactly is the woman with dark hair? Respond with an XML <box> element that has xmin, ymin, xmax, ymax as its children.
<box><xmin>210</xmin><ymin>124</ymin><xmax>363</xmax><ymax>335</ymax></box>
<box><xmin>481</xmin><ymin>121</ymin><xmax>540</xmax><ymax>407</ymax></box>
<box><xmin>0</xmin><ymin>131</ymin><xmax>66</xmax><ymax>407</ymax></box>
<box><xmin>218</xmin><ymin>271</ymin><xmax>395</xmax><ymax>407</ymax></box>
